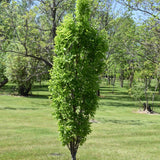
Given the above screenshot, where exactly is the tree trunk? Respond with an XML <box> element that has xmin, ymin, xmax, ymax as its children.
<box><xmin>69</xmin><ymin>141</ymin><xmax>78</xmax><ymax>160</ymax></box>
<box><xmin>144</xmin><ymin>78</ymin><xmax>149</xmax><ymax>109</ymax></box>
<box><xmin>120</xmin><ymin>79</ymin><xmax>123</xmax><ymax>88</ymax></box>
<box><xmin>148</xmin><ymin>77</ymin><xmax>152</xmax><ymax>88</ymax></box>
<box><xmin>18</xmin><ymin>83</ymin><xmax>32</xmax><ymax>96</ymax></box>
<box><xmin>71</xmin><ymin>152</ymin><xmax>77</xmax><ymax>160</ymax></box>
<box><xmin>157</xmin><ymin>78</ymin><xmax>160</xmax><ymax>94</ymax></box>
<box><xmin>143</xmin><ymin>103</ymin><xmax>152</xmax><ymax>112</ymax></box>
<box><xmin>0</xmin><ymin>78</ymin><xmax>8</xmax><ymax>88</ymax></box>
<box><xmin>120</xmin><ymin>70</ymin><xmax>124</xmax><ymax>88</ymax></box>
<box><xmin>129</xmin><ymin>72</ymin><xmax>134</xmax><ymax>88</ymax></box>
<box><xmin>143</xmin><ymin>77</ymin><xmax>153</xmax><ymax>113</ymax></box>
<box><xmin>111</xmin><ymin>75</ymin><xmax>116</xmax><ymax>93</ymax></box>
<box><xmin>108</xmin><ymin>76</ymin><xmax>111</xmax><ymax>85</ymax></box>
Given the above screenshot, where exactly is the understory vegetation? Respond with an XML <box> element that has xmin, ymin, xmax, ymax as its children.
<box><xmin>0</xmin><ymin>81</ymin><xmax>160</xmax><ymax>160</ymax></box>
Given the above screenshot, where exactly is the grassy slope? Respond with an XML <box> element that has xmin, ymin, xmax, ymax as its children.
<box><xmin>0</xmin><ymin>81</ymin><xmax>160</xmax><ymax>160</ymax></box>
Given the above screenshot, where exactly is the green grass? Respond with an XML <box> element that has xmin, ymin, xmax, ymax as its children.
<box><xmin>0</xmin><ymin>81</ymin><xmax>160</xmax><ymax>160</ymax></box>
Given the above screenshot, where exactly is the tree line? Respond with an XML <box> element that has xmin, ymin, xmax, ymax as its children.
<box><xmin>0</xmin><ymin>0</ymin><xmax>159</xmax><ymax>106</ymax></box>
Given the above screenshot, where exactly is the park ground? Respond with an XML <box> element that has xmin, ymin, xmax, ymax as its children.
<box><xmin>0</xmin><ymin>80</ymin><xmax>160</xmax><ymax>160</ymax></box>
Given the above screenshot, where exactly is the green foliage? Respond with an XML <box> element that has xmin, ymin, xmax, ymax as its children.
<box><xmin>128</xmin><ymin>81</ymin><xmax>145</xmax><ymax>104</ymax></box>
<box><xmin>0</xmin><ymin>53</ymin><xmax>6</xmax><ymax>82</ymax></box>
<box><xmin>106</xmin><ymin>15</ymin><xmax>138</xmax><ymax>87</ymax></box>
<box><xmin>5</xmin><ymin>54</ymin><xmax>36</xmax><ymax>96</ymax></box>
<box><xmin>49</xmin><ymin>0</ymin><xmax>108</xmax><ymax>157</ymax></box>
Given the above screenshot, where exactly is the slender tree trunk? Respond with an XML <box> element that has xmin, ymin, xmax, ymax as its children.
<box><xmin>51</xmin><ymin>0</ymin><xmax>57</xmax><ymax>39</ymax></box>
<box><xmin>108</xmin><ymin>76</ymin><xmax>111</xmax><ymax>85</ymax></box>
<box><xmin>111</xmin><ymin>75</ymin><xmax>116</xmax><ymax>93</ymax></box>
<box><xmin>148</xmin><ymin>77</ymin><xmax>152</xmax><ymax>88</ymax></box>
<box><xmin>144</xmin><ymin>77</ymin><xmax>148</xmax><ymax>109</ymax></box>
<box><xmin>120</xmin><ymin>79</ymin><xmax>123</xmax><ymax>88</ymax></box>
<box><xmin>120</xmin><ymin>70</ymin><xmax>124</xmax><ymax>88</ymax></box>
<box><xmin>143</xmin><ymin>77</ymin><xmax>153</xmax><ymax>112</ymax></box>
<box><xmin>157</xmin><ymin>78</ymin><xmax>160</xmax><ymax>94</ymax></box>
<box><xmin>71</xmin><ymin>152</ymin><xmax>77</xmax><ymax>160</ymax></box>
<box><xmin>69</xmin><ymin>140</ymin><xmax>79</xmax><ymax>160</ymax></box>
<box><xmin>129</xmin><ymin>72</ymin><xmax>134</xmax><ymax>88</ymax></box>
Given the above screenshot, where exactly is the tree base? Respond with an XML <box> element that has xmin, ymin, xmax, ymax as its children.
<box><xmin>136</xmin><ymin>110</ymin><xmax>159</xmax><ymax>115</ymax></box>
<box><xmin>143</xmin><ymin>103</ymin><xmax>153</xmax><ymax>113</ymax></box>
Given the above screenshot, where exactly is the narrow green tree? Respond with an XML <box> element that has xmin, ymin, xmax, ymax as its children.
<box><xmin>49</xmin><ymin>0</ymin><xmax>108</xmax><ymax>159</ymax></box>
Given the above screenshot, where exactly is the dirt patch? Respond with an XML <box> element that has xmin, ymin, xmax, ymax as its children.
<box><xmin>49</xmin><ymin>153</ymin><xmax>62</xmax><ymax>157</ymax></box>
<box><xmin>134</xmin><ymin>110</ymin><xmax>160</xmax><ymax>115</ymax></box>
<box><xmin>90</xmin><ymin>119</ymin><xmax>99</xmax><ymax>123</ymax></box>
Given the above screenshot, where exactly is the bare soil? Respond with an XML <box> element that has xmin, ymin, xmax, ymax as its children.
<box><xmin>134</xmin><ymin>110</ymin><xmax>160</xmax><ymax>115</ymax></box>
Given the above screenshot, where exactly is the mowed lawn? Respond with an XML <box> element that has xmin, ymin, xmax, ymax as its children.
<box><xmin>0</xmin><ymin>81</ymin><xmax>160</xmax><ymax>160</ymax></box>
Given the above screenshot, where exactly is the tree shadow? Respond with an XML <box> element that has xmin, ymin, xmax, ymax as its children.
<box><xmin>28</xmin><ymin>94</ymin><xmax>49</xmax><ymax>99</ymax></box>
<box><xmin>99</xmin><ymin>101</ymin><xmax>136</xmax><ymax>108</ymax></box>
<box><xmin>98</xmin><ymin>118</ymin><xmax>144</xmax><ymax>125</ymax></box>
<box><xmin>0</xmin><ymin>107</ymin><xmax>40</xmax><ymax>110</ymax></box>
<box><xmin>32</xmin><ymin>85</ymin><xmax>49</xmax><ymax>91</ymax></box>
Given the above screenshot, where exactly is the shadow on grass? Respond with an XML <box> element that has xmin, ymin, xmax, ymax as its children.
<box><xmin>32</xmin><ymin>85</ymin><xmax>49</xmax><ymax>92</ymax></box>
<box><xmin>98</xmin><ymin>118</ymin><xmax>144</xmax><ymax>125</ymax></box>
<box><xmin>0</xmin><ymin>85</ymin><xmax>16</xmax><ymax>94</ymax></box>
<box><xmin>0</xmin><ymin>84</ymin><xmax>50</xmax><ymax>99</ymax></box>
<box><xmin>0</xmin><ymin>107</ymin><xmax>40</xmax><ymax>110</ymax></box>
<box><xmin>28</xmin><ymin>94</ymin><xmax>49</xmax><ymax>99</ymax></box>
<box><xmin>101</xmin><ymin>95</ymin><xmax>132</xmax><ymax>101</ymax></box>
<box><xmin>99</xmin><ymin>101</ymin><xmax>136</xmax><ymax>108</ymax></box>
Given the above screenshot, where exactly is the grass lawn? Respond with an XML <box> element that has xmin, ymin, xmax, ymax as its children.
<box><xmin>0</xmin><ymin>81</ymin><xmax>160</xmax><ymax>160</ymax></box>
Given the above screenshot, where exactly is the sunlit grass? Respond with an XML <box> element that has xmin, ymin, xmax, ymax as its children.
<box><xmin>0</xmin><ymin>80</ymin><xmax>160</xmax><ymax>160</ymax></box>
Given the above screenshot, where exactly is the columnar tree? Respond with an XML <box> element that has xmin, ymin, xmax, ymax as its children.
<box><xmin>49</xmin><ymin>0</ymin><xmax>108</xmax><ymax>159</ymax></box>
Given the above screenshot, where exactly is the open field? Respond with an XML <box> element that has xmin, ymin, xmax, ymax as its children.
<box><xmin>0</xmin><ymin>81</ymin><xmax>160</xmax><ymax>160</ymax></box>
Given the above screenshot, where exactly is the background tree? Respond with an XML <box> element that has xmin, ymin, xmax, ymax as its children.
<box><xmin>0</xmin><ymin>0</ymin><xmax>76</xmax><ymax>90</ymax></box>
<box><xmin>49</xmin><ymin>0</ymin><xmax>108</xmax><ymax>159</ymax></box>
<box><xmin>0</xmin><ymin>0</ymin><xmax>11</xmax><ymax>87</ymax></box>
<box><xmin>5</xmin><ymin>54</ymin><xmax>36</xmax><ymax>96</ymax></box>
<box><xmin>106</xmin><ymin>15</ymin><xmax>138</xmax><ymax>87</ymax></box>
<box><xmin>0</xmin><ymin>52</ymin><xmax>8</xmax><ymax>88</ymax></box>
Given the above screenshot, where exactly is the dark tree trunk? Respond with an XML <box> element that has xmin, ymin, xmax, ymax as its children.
<box><xmin>0</xmin><ymin>78</ymin><xmax>8</xmax><ymax>88</ymax></box>
<box><xmin>148</xmin><ymin>77</ymin><xmax>152</xmax><ymax>88</ymax></box>
<box><xmin>108</xmin><ymin>76</ymin><xmax>111</xmax><ymax>85</ymax></box>
<box><xmin>129</xmin><ymin>72</ymin><xmax>134</xmax><ymax>88</ymax></box>
<box><xmin>111</xmin><ymin>75</ymin><xmax>116</xmax><ymax>93</ymax></box>
<box><xmin>120</xmin><ymin>70</ymin><xmax>124</xmax><ymax>88</ymax></box>
<box><xmin>51</xmin><ymin>0</ymin><xmax>57</xmax><ymax>39</ymax></box>
<box><xmin>71</xmin><ymin>152</ymin><xmax>77</xmax><ymax>160</ymax></box>
<box><xmin>68</xmin><ymin>140</ymin><xmax>79</xmax><ymax>160</ymax></box>
<box><xmin>143</xmin><ymin>103</ymin><xmax>152</xmax><ymax>112</ymax></box>
<box><xmin>18</xmin><ymin>83</ymin><xmax>32</xmax><ymax>96</ymax></box>
<box><xmin>120</xmin><ymin>79</ymin><xmax>123</xmax><ymax>88</ymax></box>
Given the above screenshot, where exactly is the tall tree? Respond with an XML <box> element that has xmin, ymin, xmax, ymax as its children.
<box><xmin>106</xmin><ymin>15</ymin><xmax>138</xmax><ymax>87</ymax></box>
<box><xmin>117</xmin><ymin>0</ymin><xmax>160</xmax><ymax>21</ymax></box>
<box><xmin>49</xmin><ymin>0</ymin><xmax>108</xmax><ymax>159</ymax></box>
<box><xmin>0</xmin><ymin>0</ymin><xmax>76</xmax><ymax>89</ymax></box>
